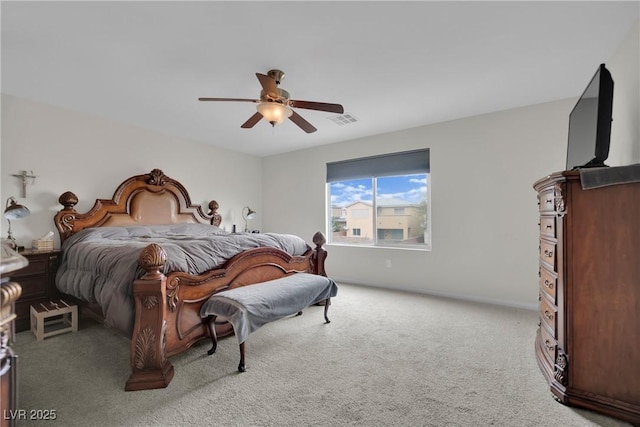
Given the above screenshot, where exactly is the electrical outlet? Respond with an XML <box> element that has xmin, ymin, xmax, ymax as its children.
<box><xmin>386</xmin><ymin>259</ymin><xmax>392</xmax><ymax>268</ymax></box>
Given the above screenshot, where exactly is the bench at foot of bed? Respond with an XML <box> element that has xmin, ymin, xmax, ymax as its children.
<box><xmin>200</xmin><ymin>273</ymin><xmax>338</xmax><ymax>372</ymax></box>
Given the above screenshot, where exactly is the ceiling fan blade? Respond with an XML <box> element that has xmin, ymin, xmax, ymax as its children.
<box><xmin>256</xmin><ymin>73</ymin><xmax>279</xmax><ymax>98</ymax></box>
<box><xmin>241</xmin><ymin>112</ymin><xmax>263</xmax><ymax>129</ymax></box>
<box><xmin>289</xmin><ymin>100</ymin><xmax>344</xmax><ymax>114</ymax></box>
<box><xmin>199</xmin><ymin>97</ymin><xmax>259</xmax><ymax>103</ymax></box>
<box><xmin>289</xmin><ymin>110</ymin><xmax>317</xmax><ymax>133</ymax></box>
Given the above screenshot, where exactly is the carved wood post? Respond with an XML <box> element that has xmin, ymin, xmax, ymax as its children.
<box><xmin>55</xmin><ymin>191</ymin><xmax>79</xmax><ymax>243</ymax></box>
<box><xmin>208</xmin><ymin>200</ymin><xmax>222</xmax><ymax>226</ymax></box>
<box><xmin>125</xmin><ymin>244</ymin><xmax>175</xmax><ymax>391</ymax></box>
<box><xmin>311</xmin><ymin>232</ymin><xmax>327</xmax><ymax>277</ymax></box>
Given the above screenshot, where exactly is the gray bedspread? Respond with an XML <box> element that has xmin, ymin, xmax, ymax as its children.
<box><xmin>55</xmin><ymin>223</ymin><xmax>311</xmax><ymax>335</ymax></box>
<box><xmin>200</xmin><ymin>273</ymin><xmax>338</xmax><ymax>344</ymax></box>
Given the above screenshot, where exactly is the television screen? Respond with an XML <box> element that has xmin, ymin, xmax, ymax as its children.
<box><xmin>566</xmin><ymin>64</ymin><xmax>614</xmax><ymax>170</ymax></box>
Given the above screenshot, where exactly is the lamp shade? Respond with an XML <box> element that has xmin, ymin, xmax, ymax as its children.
<box><xmin>256</xmin><ymin>102</ymin><xmax>292</xmax><ymax>125</ymax></box>
<box><xmin>244</xmin><ymin>207</ymin><xmax>256</xmax><ymax>219</ymax></box>
<box><xmin>4</xmin><ymin>197</ymin><xmax>30</xmax><ymax>220</ymax></box>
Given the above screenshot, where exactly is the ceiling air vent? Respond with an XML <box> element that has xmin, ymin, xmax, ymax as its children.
<box><xmin>328</xmin><ymin>113</ymin><xmax>358</xmax><ymax>126</ymax></box>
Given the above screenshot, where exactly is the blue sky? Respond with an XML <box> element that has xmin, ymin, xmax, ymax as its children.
<box><xmin>330</xmin><ymin>174</ymin><xmax>428</xmax><ymax>207</ymax></box>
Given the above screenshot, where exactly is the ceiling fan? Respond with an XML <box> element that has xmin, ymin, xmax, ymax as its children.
<box><xmin>198</xmin><ymin>69</ymin><xmax>344</xmax><ymax>133</ymax></box>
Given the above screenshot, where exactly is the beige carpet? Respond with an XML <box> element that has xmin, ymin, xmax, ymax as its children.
<box><xmin>12</xmin><ymin>283</ymin><xmax>633</xmax><ymax>426</ymax></box>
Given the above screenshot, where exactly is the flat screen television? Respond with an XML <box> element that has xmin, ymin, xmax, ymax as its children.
<box><xmin>565</xmin><ymin>63</ymin><xmax>614</xmax><ymax>170</ymax></box>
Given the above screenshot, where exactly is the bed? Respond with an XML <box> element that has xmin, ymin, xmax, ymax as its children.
<box><xmin>53</xmin><ymin>168</ymin><xmax>327</xmax><ymax>391</ymax></box>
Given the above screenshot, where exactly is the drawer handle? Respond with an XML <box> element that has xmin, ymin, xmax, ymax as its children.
<box><xmin>545</xmin><ymin>224</ymin><xmax>552</xmax><ymax>230</ymax></box>
<box><xmin>546</xmin><ymin>198</ymin><xmax>553</xmax><ymax>205</ymax></box>
<box><xmin>545</xmin><ymin>340</ymin><xmax>555</xmax><ymax>351</ymax></box>
<box><xmin>544</xmin><ymin>249</ymin><xmax>553</xmax><ymax>257</ymax></box>
<box><xmin>544</xmin><ymin>310</ymin><xmax>554</xmax><ymax>320</ymax></box>
<box><xmin>544</xmin><ymin>279</ymin><xmax>554</xmax><ymax>289</ymax></box>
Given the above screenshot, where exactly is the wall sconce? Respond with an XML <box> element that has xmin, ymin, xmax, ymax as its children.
<box><xmin>4</xmin><ymin>197</ymin><xmax>31</xmax><ymax>250</ymax></box>
<box><xmin>242</xmin><ymin>206</ymin><xmax>256</xmax><ymax>232</ymax></box>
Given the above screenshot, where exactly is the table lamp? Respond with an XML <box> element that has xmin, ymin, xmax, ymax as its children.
<box><xmin>242</xmin><ymin>206</ymin><xmax>256</xmax><ymax>232</ymax></box>
<box><xmin>4</xmin><ymin>197</ymin><xmax>31</xmax><ymax>250</ymax></box>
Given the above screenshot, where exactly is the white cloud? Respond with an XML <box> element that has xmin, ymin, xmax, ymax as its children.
<box><xmin>409</xmin><ymin>178</ymin><xmax>427</xmax><ymax>184</ymax></box>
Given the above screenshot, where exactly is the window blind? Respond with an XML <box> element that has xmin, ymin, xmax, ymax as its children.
<box><xmin>326</xmin><ymin>148</ymin><xmax>429</xmax><ymax>182</ymax></box>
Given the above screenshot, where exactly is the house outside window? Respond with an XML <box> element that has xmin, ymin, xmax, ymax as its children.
<box><xmin>327</xmin><ymin>149</ymin><xmax>431</xmax><ymax>249</ymax></box>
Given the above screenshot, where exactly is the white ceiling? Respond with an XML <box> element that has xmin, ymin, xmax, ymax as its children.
<box><xmin>2</xmin><ymin>1</ymin><xmax>638</xmax><ymax>157</ymax></box>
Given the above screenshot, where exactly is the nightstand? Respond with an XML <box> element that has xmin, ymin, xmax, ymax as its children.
<box><xmin>11</xmin><ymin>249</ymin><xmax>61</xmax><ymax>332</ymax></box>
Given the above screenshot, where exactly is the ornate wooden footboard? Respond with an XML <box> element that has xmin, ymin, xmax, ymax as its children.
<box><xmin>53</xmin><ymin>169</ymin><xmax>327</xmax><ymax>391</ymax></box>
<box><xmin>127</xmin><ymin>235</ymin><xmax>326</xmax><ymax>391</ymax></box>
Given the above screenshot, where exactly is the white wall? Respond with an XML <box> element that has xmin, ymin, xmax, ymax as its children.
<box><xmin>262</xmin><ymin>19</ymin><xmax>639</xmax><ymax>310</ymax></box>
<box><xmin>607</xmin><ymin>20</ymin><xmax>640</xmax><ymax>165</ymax></box>
<box><xmin>0</xmin><ymin>95</ymin><xmax>263</xmax><ymax>248</ymax></box>
<box><xmin>262</xmin><ymin>99</ymin><xmax>572</xmax><ymax>310</ymax></box>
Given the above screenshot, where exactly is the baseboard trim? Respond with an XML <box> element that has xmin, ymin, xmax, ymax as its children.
<box><xmin>332</xmin><ymin>279</ymin><xmax>538</xmax><ymax>311</ymax></box>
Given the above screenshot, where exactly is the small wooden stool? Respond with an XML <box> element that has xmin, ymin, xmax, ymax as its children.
<box><xmin>30</xmin><ymin>299</ymin><xmax>78</xmax><ymax>341</ymax></box>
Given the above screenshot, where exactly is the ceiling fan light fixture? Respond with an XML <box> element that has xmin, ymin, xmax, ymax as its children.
<box><xmin>199</xmin><ymin>69</ymin><xmax>343</xmax><ymax>133</ymax></box>
<box><xmin>256</xmin><ymin>102</ymin><xmax>292</xmax><ymax>126</ymax></box>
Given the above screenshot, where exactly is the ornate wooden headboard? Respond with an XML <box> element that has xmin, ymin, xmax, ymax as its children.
<box><xmin>54</xmin><ymin>169</ymin><xmax>221</xmax><ymax>243</ymax></box>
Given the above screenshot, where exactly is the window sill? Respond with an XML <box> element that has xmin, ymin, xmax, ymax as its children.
<box><xmin>326</xmin><ymin>243</ymin><xmax>431</xmax><ymax>252</ymax></box>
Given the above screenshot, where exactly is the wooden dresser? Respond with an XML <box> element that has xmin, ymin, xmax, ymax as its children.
<box><xmin>1</xmin><ymin>245</ymin><xmax>29</xmax><ymax>427</ymax></box>
<box><xmin>533</xmin><ymin>170</ymin><xmax>640</xmax><ymax>425</ymax></box>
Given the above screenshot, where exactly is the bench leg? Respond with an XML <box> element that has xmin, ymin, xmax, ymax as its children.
<box><xmin>238</xmin><ymin>342</ymin><xmax>246</xmax><ymax>372</ymax></box>
<box><xmin>206</xmin><ymin>314</ymin><xmax>246</xmax><ymax>373</ymax></box>
<box><xmin>324</xmin><ymin>298</ymin><xmax>331</xmax><ymax>323</ymax></box>
<box><xmin>205</xmin><ymin>315</ymin><xmax>218</xmax><ymax>355</ymax></box>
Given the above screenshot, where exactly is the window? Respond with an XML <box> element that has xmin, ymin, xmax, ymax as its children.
<box><xmin>327</xmin><ymin>149</ymin><xmax>430</xmax><ymax>249</ymax></box>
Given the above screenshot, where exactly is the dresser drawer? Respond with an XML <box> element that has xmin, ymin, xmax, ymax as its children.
<box><xmin>12</xmin><ymin>257</ymin><xmax>47</xmax><ymax>277</ymax></box>
<box><xmin>17</xmin><ymin>275</ymin><xmax>48</xmax><ymax>299</ymax></box>
<box><xmin>540</xmin><ymin>324</ymin><xmax>557</xmax><ymax>366</ymax></box>
<box><xmin>539</xmin><ymin>240</ymin><xmax>556</xmax><ymax>270</ymax></box>
<box><xmin>539</xmin><ymin>266</ymin><xmax>557</xmax><ymax>302</ymax></box>
<box><xmin>539</xmin><ymin>216</ymin><xmax>556</xmax><ymax>238</ymax></box>
<box><xmin>538</xmin><ymin>188</ymin><xmax>556</xmax><ymax>212</ymax></box>
<box><xmin>540</xmin><ymin>295</ymin><xmax>557</xmax><ymax>334</ymax></box>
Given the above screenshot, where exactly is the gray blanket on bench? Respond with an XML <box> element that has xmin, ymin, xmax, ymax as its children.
<box><xmin>200</xmin><ymin>273</ymin><xmax>338</xmax><ymax>344</ymax></box>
